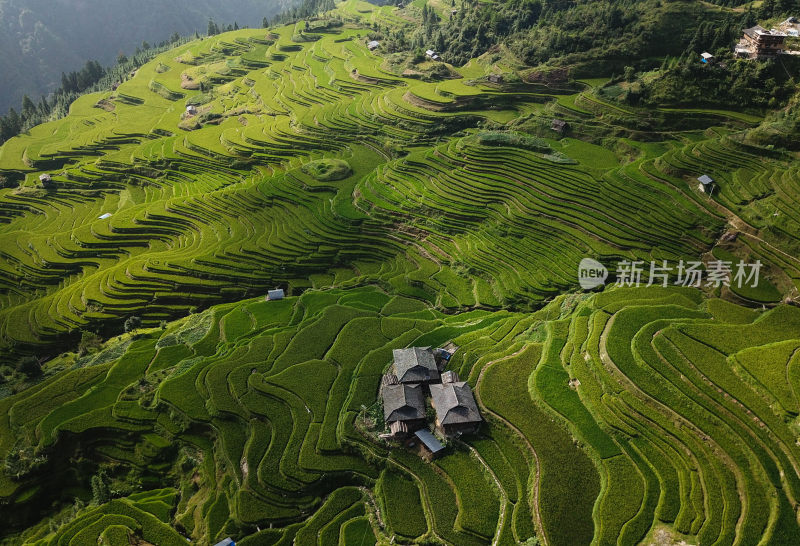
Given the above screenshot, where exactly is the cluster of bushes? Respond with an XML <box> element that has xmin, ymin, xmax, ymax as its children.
<box><xmin>474</xmin><ymin>131</ymin><xmax>551</xmax><ymax>152</ymax></box>
<box><xmin>744</xmin><ymin>103</ymin><xmax>800</xmax><ymax>150</ymax></box>
<box><xmin>631</xmin><ymin>56</ymin><xmax>800</xmax><ymax>110</ymax></box>
<box><xmin>301</xmin><ymin>159</ymin><xmax>353</xmax><ymax>181</ymax></box>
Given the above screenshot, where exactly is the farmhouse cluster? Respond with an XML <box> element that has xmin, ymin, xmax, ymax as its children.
<box><xmin>694</xmin><ymin>19</ymin><xmax>800</xmax><ymax>63</ymax></box>
<box><xmin>733</xmin><ymin>19</ymin><xmax>799</xmax><ymax>59</ymax></box>
<box><xmin>379</xmin><ymin>346</ymin><xmax>482</xmax><ymax>458</ymax></box>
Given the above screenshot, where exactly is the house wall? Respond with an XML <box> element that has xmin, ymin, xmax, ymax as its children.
<box><xmin>439</xmin><ymin>422</ymin><xmax>480</xmax><ymax>436</ymax></box>
<box><xmin>392</xmin><ymin>418</ymin><xmax>426</xmax><ymax>432</ymax></box>
<box><xmin>753</xmin><ymin>34</ymin><xmax>785</xmax><ymax>52</ymax></box>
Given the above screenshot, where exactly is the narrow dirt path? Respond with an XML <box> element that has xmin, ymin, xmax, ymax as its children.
<box><xmin>475</xmin><ymin>346</ymin><xmax>549</xmax><ymax>546</ymax></box>
<box><xmin>465</xmin><ymin>443</ymin><xmax>509</xmax><ymax>546</ymax></box>
<box><xmin>385</xmin><ymin>458</ymin><xmax>448</xmax><ymax>545</ymax></box>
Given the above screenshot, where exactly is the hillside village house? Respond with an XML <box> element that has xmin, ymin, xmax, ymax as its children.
<box><xmin>698</xmin><ymin>174</ymin><xmax>714</xmax><ymax>194</ymax></box>
<box><xmin>551</xmin><ymin>119</ymin><xmax>568</xmax><ymax>133</ymax></box>
<box><xmin>39</xmin><ymin>173</ymin><xmax>52</xmax><ymax>185</ymax></box>
<box><xmin>380</xmin><ymin>374</ymin><xmax>426</xmax><ymax>437</ymax></box>
<box><xmin>367</xmin><ymin>40</ymin><xmax>380</xmax><ymax>51</ymax></box>
<box><xmin>214</xmin><ymin>538</ymin><xmax>236</xmax><ymax>546</ymax></box>
<box><xmin>392</xmin><ymin>347</ymin><xmax>440</xmax><ymax>383</ymax></box>
<box><xmin>429</xmin><ymin>371</ymin><xmax>482</xmax><ymax>436</ymax></box>
<box><xmin>186</xmin><ymin>104</ymin><xmax>198</xmax><ymax>116</ymax></box>
<box><xmin>736</xmin><ymin>26</ymin><xmax>787</xmax><ymax>59</ymax></box>
<box><xmin>267</xmin><ymin>288</ymin><xmax>285</xmax><ymax>300</ymax></box>
<box><xmin>700</xmin><ymin>52</ymin><xmax>714</xmax><ymax>64</ymax></box>
<box><xmin>380</xmin><ymin>346</ymin><xmax>482</xmax><ymax>454</ymax></box>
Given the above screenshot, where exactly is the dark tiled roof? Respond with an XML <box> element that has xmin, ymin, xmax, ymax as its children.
<box><xmin>383</xmin><ymin>383</ymin><xmax>425</xmax><ymax>422</ymax></box>
<box><xmin>430</xmin><ymin>382</ymin><xmax>482</xmax><ymax>425</ymax></box>
<box><xmin>392</xmin><ymin>347</ymin><xmax>439</xmax><ymax>383</ymax></box>
<box><xmin>744</xmin><ymin>25</ymin><xmax>766</xmax><ymax>39</ymax></box>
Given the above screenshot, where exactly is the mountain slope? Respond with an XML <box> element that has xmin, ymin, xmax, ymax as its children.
<box><xmin>2</xmin><ymin>0</ymin><xmax>800</xmax><ymax>544</ymax></box>
<box><xmin>0</xmin><ymin>0</ymin><xmax>295</xmax><ymax>113</ymax></box>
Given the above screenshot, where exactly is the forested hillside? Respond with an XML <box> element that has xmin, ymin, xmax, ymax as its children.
<box><xmin>0</xmin><ymin>0</ymin><xmax>295</xmax><ymax>114</ymax></box>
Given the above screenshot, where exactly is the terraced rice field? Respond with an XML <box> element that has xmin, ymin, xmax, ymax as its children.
<box><xmin>5</xmin><ymin>286</ymin><xmax>800</xmax><ymax>544</ymax></box>
<box><xmin>3</xmin><ymin>1</ymin><xmax>800</xmax><ymax>544</ymax></box>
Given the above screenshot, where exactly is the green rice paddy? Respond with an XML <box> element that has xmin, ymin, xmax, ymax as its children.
<box><xmin>2</xmin><ymin>1</ymin><xmax>800</xmax><ymax>544</ymax></box>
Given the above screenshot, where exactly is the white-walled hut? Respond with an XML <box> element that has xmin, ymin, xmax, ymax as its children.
<box><xmin>267</xmin><ymin>288</ymin><xmax>285</xmax><ymax>301</ymax></box>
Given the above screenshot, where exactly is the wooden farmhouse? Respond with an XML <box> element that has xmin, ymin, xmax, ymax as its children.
<box><xmin>381</xmin><ymin>374</ymin><xmax>426</xmax><ymax>437</ymax></box>
<box><xmin>736</xmin><ymin>26</ymin><xmax>786</xmax><ymax>59</ymax></box>
<box><xmin>379</xmin><ymin>345</ymin><xmax>481</xmax><ymax>455</ymax></box>
<box><xmin>392</xmin><ymin>347</ymin><xmax>440</xmax><ymax>383</ymax></box>
<box><xmin>429</xmin><ymin>373</ymin><xmax>482</xmax><ymax>436</ymax></box>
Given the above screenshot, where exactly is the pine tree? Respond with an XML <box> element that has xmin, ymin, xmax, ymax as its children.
<box><xmin>21</xmin><ymin>95</ymin><xmax>36</xmax><ymax>118</ymax></box>
<box><xmin>38</xmin><ymin>97</ymin><xmax>50</xmax><ymax>116</ymax></box>
<box><xmin>777</xmin><ymin>0</ymin><xmax>795</xmax><ymax>14</ymax></box>
<box><xmin>61</xmin><ymin>72</ymin><xmax>71</xmax><ymax>93</ymax></box>
<box><xmin>760</xmin><ymin>0</ymin><xmax>777</xmax><ymax>18</ymax></box>
<box><xmin>6</xmin><ymin>109</ymin><xmax>21</xmax><ymax>133</ymax></box>
<box><xmin>90</xmin><ymin>471</ymin><xmax>111</xmax><ymax>505</ymax></box>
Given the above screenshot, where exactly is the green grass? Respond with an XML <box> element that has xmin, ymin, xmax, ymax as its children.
<box><xmin>378</xmin><ymin>469</ymin><xmax>428</xmax><ymax>538</ymax></box>
<box><xmin>340</xmin><ymin>517</ymin><xmax>376</xmax><ymax>546</ymax></box>
<box><xmin>480</xmin><ymin>344</ymin><xmax>600</xmax><ymax>546</ymax></box>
